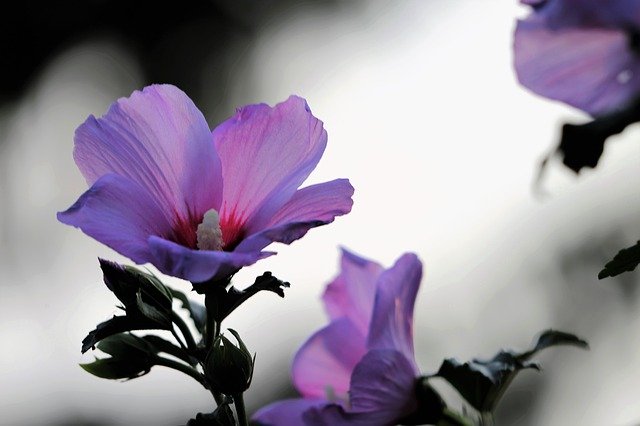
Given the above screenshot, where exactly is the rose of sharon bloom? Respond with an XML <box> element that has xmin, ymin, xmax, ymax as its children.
<box><xmin>253</xmin><ymin>250</ymin><xmax>422</xmax><ymax>426</ymax></box>
<box><xmin>58</xmin><ymin>85</ymin><xmax>353</xmax><ymax>283</ymax></box>
<box><xmin>514</xmin><ymin>0</ymin><xmax>640</xmax><ymax>115</ymax></box>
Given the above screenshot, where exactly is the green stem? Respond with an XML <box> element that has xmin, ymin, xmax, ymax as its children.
<box><xmin>480</xmin><ymin>412</ymin><xmax>494</xmax><ymax>426</ymax></box>
<box><xmin>204</xmin><ymin>292</ymin><xmax>224</xmax><ymax>407</ymax></box>
<box><xmin>154</xmin><ymin>356</ymin><xmax>207</xmax><ymax>388</ymax></box>
<box><xmin>233</xmin><ymin>393</ymin><xmax>248</xmax><ymax>426</ymax></box>
<box><xmin>170</xmin><ymin>310</ymin><xmax>198</xmax><ymax>352</ymax></box>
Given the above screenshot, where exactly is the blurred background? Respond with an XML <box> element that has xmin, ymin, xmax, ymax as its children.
<box><xmin>1</xmin><ymin>0</ymin><xmax>640</xmax><ymax>425</ymax></box>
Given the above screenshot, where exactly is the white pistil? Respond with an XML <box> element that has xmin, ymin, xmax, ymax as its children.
<box><xmin>197</xmin><ymin>209</ymin><xmax>224</xmax><ymax>251</ymax></box>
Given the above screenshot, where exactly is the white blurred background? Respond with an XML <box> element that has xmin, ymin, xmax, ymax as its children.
<box><xmin>1</xmin><ymin>1</ymin><xmax>640</xmax><ymax>425</ymax></box>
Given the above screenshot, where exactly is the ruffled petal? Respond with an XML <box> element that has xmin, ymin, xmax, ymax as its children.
<box><xmin>252</xmin><ymin>398</ymin><xmax>328</xmax><ymax>426</ymax></box>
<box><xmin>514</xmin><ymin>10</ymin><xmax>640</xmax><ymax>115</ymax></box>
<box><xmin>234</xmin><ymin>179</ymin><xmax>354</xmax><ymax>253</ymax></box>
<box><xmin>148</xmin><ymin>236</ymin><xmax>273</xmax><ymax>283</ymax></box>
<box><xmin>292</xmin><ymin>318</ymin><xmax>367</xmax><ymax>399</ymax></box>
<box><xmin>303</xmin><ymin>350</ymin><xmax>417</xmax><ymax>426</ymax></box>
<box><xmin>213</xmin><ymin>96</ymin><xmax>327</xmax><ymax>246</ymax></box>
<box><xmin>321</xmin><ymin>249</ymin><xmax>384</xmax><ymax>336</ymax></box>
<box><xmin>74</xmin><ymin>84</ymin><xmax>222</xmax><ymax>225</ymax></box>
<box><xmin>57</xmin><ymin>174</ymin><xmax>172</xmax><ymax>264</ymax></box>
<box><xmin>366</xmin><ymin>253</ymin><xmax>422</xmax><ymax>368</ymax></box>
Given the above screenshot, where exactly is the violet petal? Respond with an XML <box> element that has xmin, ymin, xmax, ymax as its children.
<box><xmin>57</xmin><ymin>173</ymin><xmax>172</xmax><ymax>264</ymax></box>
<box><xmin>303</xmin><ymin>349</ymin><xmax>417</xmax><ymax>426</ymax></box>
<box><xmin>213</xmin><ymin>96</ymin><xmax>327</xmax><ymax>236</ymax></box>
<box><xmin>367</xmin><ymin>253</ymin><xmax>422</xmax><ymax>368</ymax></box>
<box><xmin>515</xmin><ymin>6</ymin><xmax>640</xmax><ymax>115</ymax></box>
<box><xmin>148</xmin><ymin>236</ymin><xmax>273</xmax><ymax>282</ymax></box>
<box><xmin>321</xmin><ymin>249</ymin><xmax>384</xmax><ymax>336</ymax></box>
<box><xmin>234</xmin><ymin>179</ymin><xmax>354</xmax><ymax>253</ymax></box>
<box><xmin>74</xmin><ymin>84</ymin><xmax>223</xmax><ymax>222</ymax></box>
<box><xmin>292</xmin><ymin>317</ymin><xmax>367</xmax><ymax>399</ymax></box>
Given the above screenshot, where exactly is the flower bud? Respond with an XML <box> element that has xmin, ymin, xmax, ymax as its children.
<box><xmin>205</xmin><ymin>329</ymin><xmax>255</xmax><ymax>395</ymax></box>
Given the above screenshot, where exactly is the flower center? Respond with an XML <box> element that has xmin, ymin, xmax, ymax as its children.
<box><xmin>196</xmin><ymin>209</ymin><xmax>224</xmax><ymax>251</ymax></box>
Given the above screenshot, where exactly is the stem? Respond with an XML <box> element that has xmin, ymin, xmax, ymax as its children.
<box><xmin>480</xmin><ymin>412</ymin><xmax>494</xmax><ymax>426</ymax></box>
<box><xmin>170</xmin><ymin>310</ymin><xmax>198</xmax><ymax>352</ymax></box>
<box><xmin>154</xmin><ymin>356</ymin><xmax>207</xmax><ymax>388</ymax></box>
<box><xmin>204</xmin><ymin>292</ymin><xmax>224</xmax><ymax>406</ymax></box>
<box><xmin>233</xmin><ymin>393</ymin><xmax>248</xmax><ymax>426</ymax></box>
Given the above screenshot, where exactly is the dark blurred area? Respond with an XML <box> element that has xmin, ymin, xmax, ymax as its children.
<box><xmin>0</xmin><ymin>0</ymin><xmax>344</xmax><ymax>113</ymax></box>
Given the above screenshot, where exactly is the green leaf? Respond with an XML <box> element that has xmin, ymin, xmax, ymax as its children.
<box><xmin>599</xmin><ymin>241</ymin><xmax>640</xmax><ymax>279</ymax></box>
<box><xmin>80</xmin><ymin>357</ymin><xmax>151</xmax><ymax>380</ymax></box>
<box><xmin>82</xmin><ymin>260</ymin><xmax>175</xmax><ymax>352</ymax></box>
<box><xmin>143</xmin><ymin>335</ymin><xmax>197</xmax><ymax>366</ymax></box>
<box><xmin>434</xmin><ymin>329</ymin><xmax>588</xmax><ymax>413</ymax></box>
<box><xmin>81</xmin><ymin>333</ymin><xmax>156</xmax><ymax>380</ymax></box>
<box><xmin>136</xmin><ymin>290</ymin><xmax>172</xmax><ymax>327</ymax></box>
<box><xmin>82</xmin><ymin>315</ymin><xmax>164</xmax><ymax>353</ymax></box>
<box><xmin>170</xmin><ymin>288</ymin><xmax>206</xmax><ymax>333</ymax></box>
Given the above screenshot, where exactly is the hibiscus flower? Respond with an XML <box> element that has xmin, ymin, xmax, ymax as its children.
<box><xmin>514</xmin><ymin>0</ymin><xmax>640</xmax><ymax>115</ymax></box>
<box><xmin>58</xmin><ymin>85</ymin><xmax>353</xmax><ymax>283</ymax></box>
<box><xmin>253</xmin><ymin>249</ymin><xmax>422</xmax><ymax>426</ymax></box>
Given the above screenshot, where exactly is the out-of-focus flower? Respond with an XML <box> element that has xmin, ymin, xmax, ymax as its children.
<box><xmin>58</xmin><ymin>85</ymin><xmax>353</xmax><ymax>283</ymax></box>
<box><xmin>514</xmin><ymin>0</ymin><xmax>640</xmax><ymax>115</ymax></box>
<box><xmin>253</xmin><ymin>250</ymin><xmax>422</xmax><ymax>426</ymax></box>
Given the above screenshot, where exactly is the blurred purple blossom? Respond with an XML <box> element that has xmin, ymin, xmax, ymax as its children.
<box><xmin>58</xmin><ymin>85</ymin><xmax>353</xmax><ymax>283</ymax></box>
<box><xmin>514</xmin><ymin>0</ymin><xmax>640</xmax><ymax>115</ymax></box>
<box><xmin>253</xmin><ymin>250</ymin><xmax>422</xmax><ymax>426</ymax></box>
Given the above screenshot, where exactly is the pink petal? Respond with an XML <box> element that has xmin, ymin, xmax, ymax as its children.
<box><xmin>303</xmin><ymin>349</ymin><xmax>417</xmax><ymax>426</ymax></box>
<box><xmin>514</xmin><ymin>17</ymin><xmax>640</xmax><ymax>115</ymax></box>
<box><xmin>213</xmin><ymin>96</ymin><xmax>327</xmax><ymax>246</ymax></box>
<box><xmin>366</xmin><ymin>253</ymin><xmax>422</xmax><ymax>368</ymax></box>
<box><xmin>292</xmin><ymin>318</ymin><xmax>367</xmax><ymax>399</ymax></box>
<box><xmin>74</xmin><ymin>84</ymin><xmax>222</xmax><ymax>228</ymax></box>
<box><xmin>322</xmin><ymin>249</ymin><xmax>384</xmax><ymax>336</ymax></box>
<box><xmin>147</xmin><ymin>236</ymin><xmax>273</xmax><ymax>283</ymax></box>
<box><xmin>57</xmin><ymin>174</ymin><xmax>172</xmax><ymax>264</ymax></box>
<box><xmin>234</xmin><ymin>179</ymin><xmax>354</xmax><ymax>253</ymax></box>
<box><xmin>252</xmin><ymin>398</ymin><xmax>328</xmax><ymax>426</ymax></box>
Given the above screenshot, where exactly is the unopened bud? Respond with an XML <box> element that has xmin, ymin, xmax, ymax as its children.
<box><xmin>205</xmin><ymin>329</ymin><xmax>255</xmax><ymax>395</ymax></box>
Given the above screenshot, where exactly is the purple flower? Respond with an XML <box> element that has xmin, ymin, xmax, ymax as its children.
<box><xmin>514</xmin><ymin>0</ymin><xmax>640</xmax><ymax>115</ymax></box>
<box><xmin>253</xmin><ymin>250</ymin><xmax>422</xmax><ymax>426</ymax></box>
<box><xmin>58</xmin><ymin>85</ymin><xmax>353</xmax><ymax>283</ymax></box>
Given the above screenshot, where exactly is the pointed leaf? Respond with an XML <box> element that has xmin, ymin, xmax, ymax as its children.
<box><xmin>599</xmin><ymin>241</ymin><xmax>640</xmax><ymax>279</ymax></box>
<box><xmin>435</xmin><ymin>329</ymin><xmax>587</xmax><ymax>413</ymax></box>
<box><xmin>171</xmin><ymin>288</ymin><xmax>207</xmax><ymax>333</ymax></box>
<box><xmin>82</xmin><ymin>315</ymin><xmax>165</xmax><ymax>353</ymax></box>
<box><xmin>80</xmin><ymin>357</ymin><xmax>152</xmax><ymax>380</ymax></box>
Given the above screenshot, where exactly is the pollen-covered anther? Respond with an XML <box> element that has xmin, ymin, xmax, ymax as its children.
<box><xmin>197</xmin><ymin>209</ymin><xmax>224</xmax><ymax>251</ymax></box>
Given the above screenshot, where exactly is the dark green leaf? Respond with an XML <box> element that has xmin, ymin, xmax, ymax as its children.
<box><xmin>215</xmin><ymin>272</ymin><xmax>290</xmax><ymax>322</ymax></box>
<box><xmin>80</xmin><ymin>357</ymin><xmax>151</xmax><ymax>380</ymax></box>
<box><xmin>599</xmin><ymin>241</ymin><xmax>640</xmax><ymax>279</ymax></box>
<box><xmin>520</xmin><ymin>329</ymin><xmax>589</xmax><ymax>359</ymax></box>
<box><xmin>434</xmin><ymin>329</ymin><xmax>587</xmax><ymax>413</ymax></box>
<box><xmin>171</xmin><ymin>288</ymin><xmax>207</xmax><ymax>333</ymax></box>
<box><xmin>81</xmin><ymin>333</ymin><xmax>156</xmax><ymax>380</ymax></box>
<box><xmin>82</xmin><ymin>315</ymin><xmax>165</xmax><ymax>353</ymax></box>
<box><xmin>136</xmin><ymin>290</ymin><xmax>172</xmax><ymax>327</ymax></box>
<box><xmin>143</xmin><ymin>335</ymin><xmax>197</xmax><ymax>366</ymax></box>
